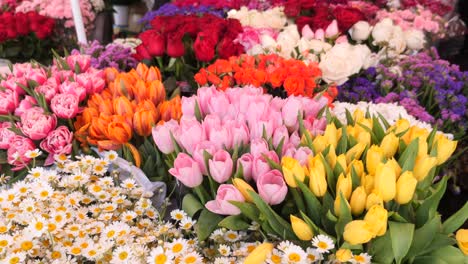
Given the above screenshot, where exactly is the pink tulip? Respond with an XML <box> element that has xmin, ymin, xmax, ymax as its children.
<box><xmin>305</xmin><ymin>117</ymin><xmax>327</xmax><ymax>136</ymax></box>
<box><xmin>7</xmin><ymin>135</ymin><xmax>36</xmax><ymax>171</ymax></box>
<box><xmin>282</xmin><ymin>96</ymin><xmax>302</xmax><ymax>128</ymax></box>
<box><xmin>66</xmin><ymin>54</ymin><xmax>91</xmax><ymax>73</ymax></box>
<box><xmin>0</xmin><ymin>122</ymin><xmax>16</xmax><ymax>149</ymax></box>
<box><xmin>208</xmin><ymin>125</ymin><xmax>232</xmax><ymax>150</ymax></box>
<box><xmin>252</xmin><ymin>151</ymin><xmax>279</xmax><ymax>182</ymax></box>
<box><xmin>250</xmin><ymin>118</ymin><xmax>275</xmax><ymax>140</ymax></box>
<box><xmin>257</xmin><ymin>170</ymin><xmax>288</xmax><ymax>205</ymax></box>
<box><xmin>169</xmin><ymin>153</ymin><xmax>203</xmax><ymax>188</ymax></box>
<box><xmin>59</xmin><ymin>81</ymin><xmax>87</xmax><ymax>102</ymax></box>
<box><xmin>192</xmin><ymin>141</ymin><xmax>218</xmax><ymax>175</ymax></box>
<box><xmin>20</xmin><ymin>107</ymin><xmax>57</xmax><ymax>140</ymax></box>
<box><xmin>209</xmin><ymin>150</ymin><xmax>233</xmax><ymax>183</ymax></box>
<box><xmin>227</xmin><ymin>120</ymin><xmax>249</xmax><ymax>148</ymax></box>
<box><xmin>35</xmin><ymin>80</ymin><xmax>59</xmax><ymax>103</ymax></box>
<box><xmin>179</xmin><ymin>119</ymin><xmax>205</xmax><ymax>154</ymax></box>
<box><xmin>197</xmin><ymin>86</ymin><xmax>218</xmax><ymax>115</ymax></box>
<box><xmin>272</xmin><ymin>126</ymin><xmax>289</xmax><ymax>149</ymax></box>
<box><xmin>205</xmin><ymin>184</ymin><xmax>245</xmax><ymax>215</ymax></box>
<box><xmin>14</xmin><ymin>96</ymin><xmax>37</xmax><ymax>117</ymax></box>
<box><xmin>270</xmin><ymin>97</ymin><xmax>286</xmax><ymax>112</ymax></box>
<box><xmin>181</xmin><ymin>95</ymin><xmax>198</xmax><ymax>119</ymax></box>
<box><xmin>302</xmin><ymin>96</ymin><xmax>327</xmax><ymax>118</ymax></box>
<box><xmin>202</xmin><ymin>114</ymin><xmax>222</xmax><ymax>138</ymax></box>
<box><xmin>237</xmin><ymin>153</ymin><xmax>254</xmax><ymax>181</ymax></box>
<box><xmin>325</xmin><ymin>20</ymin><xmax>339</xmax><ymax>38</ymax></box>
<box><xmin>152</xmin><ymin>120</ymin><xmax>180</xmax><ymax>154</ymax></box>
<box><xmin>0</xmin><ymin>89</ymin><xmax>19</xmax><ymax>115</ymax></box>
<box><xmin>76</xmin><ymin>73</ymin><xmax>106</xmax><ymax>94</ymax></box>
<box><xmin>40</xmin><ymin>126</ymin><xmax>73</xmax><ymax>165</ymax></box>
<box><xmin>250</xmin><ymin>138</ymin><xmax>269</xmax><ymax>158</ymax></box>
<box><xmin>285</xmin><ymin>146</ymin><xmax>313</xmax><ymax>166</ymax></box>
<box><xmin>302</xmin><ymin>24</ymin><xmax>315</xmax><ymax>40</ymax></box>
<box><xmin>206</xmin><ymin>92</ymin><xmax>230</xmax><ymax>118</ymax></box>
<box><xmin>315</xmin><ymin>29</ymin><xmax>325</xmax><ymax>41</ymax></box>
<box><xmin>51</xmin><ymin>93</ymin><xmax>80</xmax><ymax>119</ymax></box>
<box><xmin>289</xmin><ymin>131</ymin><xmax>301</xmax><ymax>147</ymax></box>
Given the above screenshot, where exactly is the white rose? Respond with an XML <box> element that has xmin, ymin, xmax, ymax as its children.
<box><xmin>308</xmin><ymin>39</ymin><xmax>332</xmax><ymax>53</ymax></box>
<box><xmin>372</xmin><ymin>18</ymin><xmax>394</xmax><ymax>44</ymax></box>
<box><xmin>349</xmin><ymin>21</ymin><xmax>372</xmax><ymax>41</ymax></box>
<box><xmin>388</xmin><ymin>27</ymin><xmax>407</xmax><ymax>55</ymax></box>
<box><xmin>404</xmin><ymin>29</ymin><xmax>426</xmax><ymax>50</ymax></box>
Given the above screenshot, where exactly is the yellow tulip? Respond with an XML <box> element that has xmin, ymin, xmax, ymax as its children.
<box><xmin>364</xmin><ymin>204</ymin><xmax>388</xmax><ymax>237</ymax></box>
<box><xmin>343</xmin><ymin>220</ymin><xmax>374</xmax><ymax>245</ymax></box>
<box><xmin>391</xmin><ymin>119</ymin><xmax>410</xmax><ymax>135</ymax></box>
<box><xmin>244</xmin><ymin>243</ymin><xmax>274</xmax><ymax>264</ymax></box>
<box><xmin>357</xmin><ymin>131</ymin><xmax>371</xmax><ymax>146</ymax></box>
<box><xmin>336</xmin><ymin>154</ymin><xmax>347</xmax><ymax>171</ymax></box>
<box><xmin>281</xmin><ymin>157</ymin><xmax>305</xmax><ymax>188</ymax></box>
<box><xmin>312</xmin><ymin>135</ymin><xmax>328</xmax><ymax>154</ymax></box>
<box><xmin>309</xmin><ymin>166</ymin><xmax>328</xmax><ymax>197</ymax></box>
<box><xmin>307</xmin><ymin>155</ymin><xmax>326</xmax><ymax>181</ymax></box>
<box><xmin>326</xmin><ymin>145</ymin><xmax>337</xmax><ymax>169</ymax></box>
<box><xmin>380</xmin><ymin>133</ymin><xmax>399</xmax><ymax>158</ymax></box>
<box><xmin>366</xmin><ymin>191</ymin><xmax>383</xmax><ymax>210</ymax></box>
<box><xmin>358</xmin><ymin>118</ymin><xmax>373</xmax><ymax>132</ymax></box>
<box><xmin>336</xmin><ymin>248</ymin><xmax>353</xmax><ymax>262</ymax></box>
<box><xmin>348</xmin><ymin>160</ymin><xmax>364</xmax><ymax>178</ymax></box>
<box><xmin>290</xmin><ymin>215</ymin><xmax>313</xmax><ymax>241</ymax></box>
<box><xmin>374</xmin><ymin>162</ymin><xmax>396</xmax><ymax>202</ymax></box>
<box><xmin>353</xmin><ymin>109</ymin><xmax>365</xmax><ymax>122</ymax></box>
<box><xmin>361</xmin><ymin>174</ymin><xmax>374</xmax><ymax>194</ymax></box>
<box><xmin>366</xmin><ymin>145</ymin><xmax>384</xmax><ymax>175</ymax></box>
<box><xmin>435</xmin><ymin>135</ymin><xmax>457</xmax><ymax>165</ymax></box>
<box><xmin>345</xmin><ymin>142</ymin><xmax>366</xmax><ymax>164</ymax></box>
<box><xmin>456</xmin><ymin>229</ymin><xmax>468</xmax><ymax>255</ymax></box>
<box><xmin>324</xmin><ymin>123</ymin><xmax>339</xmax><ymax>148</ymax></box>
<box><xmin>413</xmin><ymin>155</ymin><xmax>438</xmax><ymax>181</ymax></box>
<box><xmin>395</xmin><ymin>171</ymin><xmax>417</xmax><ymax>205</ymax></box>
<box><xmin>409</xmin><ymin>126</ymin><xmax>430</xmax><ymax>143</ymax></box>
<box><xmin>350</xmin><ymin>186</ymin><xmax>367</xmax><ymax>216</ymax></box>
<box><xmin>233</xmin><ymin>178</ymin><xmax>255</xmax><ymax>203</ymax></box>
<box><xmin>386</xmin><ymin>158</ymin><xmax>402</xmax><ymax>180</ymax></box>
<box><xmin>334</xmin><ymin>194</ymin><xmax>351</xmax><ymax>217</ymax></box>
<box><xmin>336</xmin><ymin>173</ymin><xmax>352</xmax><ymax>200</ymax></box>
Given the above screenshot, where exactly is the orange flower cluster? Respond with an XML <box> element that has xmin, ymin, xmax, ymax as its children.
<box><xmin>75</xmin><ymin>64</ymin><xmax>181</xmax><ymax>166</ymax></box>
<box><xmin>194</xmin><ymin>54</ymin><xmax>326</xmax><ymax>97</ymax></box>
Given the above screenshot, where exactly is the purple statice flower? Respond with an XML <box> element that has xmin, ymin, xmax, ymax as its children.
<box><xmin>73</xmin><ymin>41</ymin><xmax>137</xmax><ymax>72</ymax></box>
<box><xmin>337</xmin><ymin>67</ymin><xmax>380</xmax><ymax>103</ymax></box>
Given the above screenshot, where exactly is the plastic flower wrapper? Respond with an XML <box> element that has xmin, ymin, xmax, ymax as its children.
<box><xmin>0</xmin><ymin>54</ymin><xmax>105</xmax><ymax>183</ymax></box>
<box><xmin>74</xmin><ymin>63</ymin><xmax>181</xmax><ymax>184</ymax></box>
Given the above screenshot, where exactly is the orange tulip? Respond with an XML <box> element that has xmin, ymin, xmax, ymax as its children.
<box><xmin>146</xmin><ymin>66</ymin><xmax>162</xmax><ymax>82</ymax></box>
<box><xmin>137</xmin><ymin>100</ymin><xmax>158</xmax><ymax>113</ymax></box>
<box><xmin>112</xmin><ymin>76</ymin><xmax>134</xmax><ymax>98</ymax></box>
<box><xmin>132</xmin><ymin>80</ymin><xmax>148</xmax><ymax>102</ymax></box>
<box><xmin>159</xmin><ymin>96</ymin><xmax>182</xmax><ymax>122</ymax></box>
<box><xmin>113</xmin><ymin>96</ymin><xmax>134</xmax><ymax>116</ymax></box>
<box><xmin>133</xmin><ymin>110</ymin><xmax>158</xmax><ymax>137</ymax></box>
<box><xmin>148</xmin><ymin>80</ymin><xmax>166</xmax><ymax>106</ymax></box>
<box><xmin>135</xmin><ymin>63</ymin><xmax>149</xmax><ymax>80</ymax></box>
<box><xmin>105</xmin><ymin>67</ymin><xmax>119</xmax><ymax>82</ymax></box>
<box><xmin>107</xmin><ymin>120</ymin><xmax>132</xmax><ymax>144</ymax></box>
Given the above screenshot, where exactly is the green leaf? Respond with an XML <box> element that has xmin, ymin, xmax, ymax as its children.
<box><xmin>442</xmin><ymin>202</ymin><xmax>468</xmax><ymax>234</ymax></box>
<box><xmin>195</xmin><ymin>209</ymin><xmax>223</xmax><ymax>241</ymax></box>
<box><xmin>194</xmin><ymin>101</ymin><xmax>203</xmax><ymax>122</ymax></box>
<box><xmin>389</xmin><ymin>221</ymin><xmax>415</xmax><ymax>264</ymax></box>
<box><xmin>415</xmin><ymin>177</ymin><xmax>447</xmax><ymax>227</ymax></box>
<box><xmin>230</xmin><ymin>201</ymin><xmax>260</xmax><ymax>222</ymax></box>
<box><xmin>426</xmin><ymin>126</ymin><xmax>438</xmax><ymax>153</ymax></box>
<box><xmin>296</xmin><ymin>180</ymin><xmax>322</xmax><ymax>225</ymax></box>
<box><xmin>357</xmin><ymin>122</ymin><xmax>378</xmax><ymax>145</ymax></box>
<box><xmin>378</xmin><ymin>112</ymin><xmax>391</xmax><ymax>130</ymax></box>
<box><xmin>182</xmin><ymin>194</ymin><xmax>204</xmax><ymax>218</ymax></box>
<box><xmin>218</xmin><ymin>215</ymin><xmax>251</xmax><ymax>231</ymax></box>
<box><xmin>372</xmin><ymin>116</ymin><xmax>385</xmax><ymax>142</ymax></box>
<box><xmin>407</xmin><ymin>215</ymin><xmax>441</xmax><ymax>259</ymax></box>
<box><xmin>320</xmin><ymin>154</ymin><xmax>336</xmax><ymax>197</ymax></box>
<box><xmin>350</xmin><ymin>166</ymin><xmax>360</xmax><ymax>190</ymax></box>
<box><xmin>335</xmin><ymin>192</ymin><xmax>352</xmax><ymax>241</ymax></box>
<box><xmin>398</xmin><ymin>138</ymin><xmax>419</xmax><ymax>173</ymax></box>
<box><xmin>369</xmin><ymin>232</ymin><xmax>394</xmax><ymax>264</ymax></box>
<box><xmin>430</xmin><ymin>246</ymin><xmax>465</xmax><ymax>264</ymax></box>
<box><xmin>412</xmin><ymin>256</ymin><xmax>448</xmax><ymax>264</ymax></box>
<box><xmin>336</xmin><ymin>127</ymin><xmax>348</xmax><ymax>155</ymax></box>
<box><xmin>262</xmin><ymin>154</ymin><xmax>282</xmax><ymax>171</ymax></box>
<box><xmin>345</xmin><ymin>108</ymin><xmax>355</xmax><ymax>126</ymax></box>
<box><xmin>418</xmin><ymin>233</ymin><xmax>457</xmax><ymax>257</ymax></box>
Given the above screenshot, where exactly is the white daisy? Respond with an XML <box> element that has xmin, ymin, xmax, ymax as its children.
<box><xmin>266</xmin><ymin>249</ymin><xmax>283</xmax><ymax>264</ymax></box>
<box><xmin>350</xmin><ymin>252</ymin><xmax>372</xmax><ymax>264</ymax></box>
<box><xmin>306</xmin><ymin>247</ymin><xmax>323</xmax><ymax>263</ymax></box>
<box><xmin>179</xmin><ymin>251</ymin><xmax>203</xmax><ymax>264</ymax></box>
<box><xmin>168</xmin><ymin>238</ymin><xmax>189</xmax><ymax>256</ymax></box>
<box><xmin>179</xmin><ymin>217</ymin><xmax>196</xmax><ymax>230</ymax></box>
<box><xmin>218</xmin><ymin>244</ymin><xmax>231</xmax><ymax>257</ymax></box>
<box><xmin>147</xmin><ymin>246</ymin><xmax>174</xmax><ymax>264</ymax></box>
<box><xmin>311</xmin><ymin>234</ymin><xmax>335</xmax><ymax>253</ymax></box>
<box><xmin>25</xmin><ymin>149</ymin><xmax>42</xmax><ymax>159</ymax></box>
<box><xmin>28</xmin><ymin>216</ymin><xmax>48</xmax><ymax>237</ymax></box>
<box><xmin>170</xmin><ymin>209</ymin><xmax>187</xmax><ymax>221</ymax></box>
<box><xmin>282</xmin><ymin>245</ymin><xmax>307</xmax><ymax>264</ymax></box>
<box><xmin>104</xmin><ymin>150</ymin><xmax>118</xmax><ymax>161</ymax></box>
<box><xmin>111</xmin><ymin>245</ymin><xmax>133</xmax><ymax>264</ymax></box>
<box><xmin>224</xmin><ymin>230</ymin><xmax>241</xmax><ymax>242</ymax></box>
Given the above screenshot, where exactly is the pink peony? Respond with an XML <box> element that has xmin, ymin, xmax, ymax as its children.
<box><xmin>14</xmin><ymin>96</ymin><xmax>37</xmax><ymax>117</ymax></box>
<box><xmin>0</xmin><ymin>88</ymin><xmax>19</xmax><ymax>115</ymax></box>
<box><xmin>40</xmin><ymin>126</ymin><xmax>73</xmax><ymax>165</ymax></box>
<box><xmin>20</xmin><ymin>107</ymin><xmax>56</xmax><ymax>140</ymax></box>
<box><xmin>50</xmin><ymin>93</ymin><xmax>80</xmax><ymax>119</ymax></box>
<box><xmin>7</xmin><ymin>135</ymin><xmax>36</xmax><ymax>171</ymax></box>
<box><xmin>59</xmin><ymin>81</ymin><xmax>87</xmax><ymax>102</ymax></box>
<box><xmin>0</xmin><ymin>122</ymin><xmax>16</xmax><ymax>149</ymax></box>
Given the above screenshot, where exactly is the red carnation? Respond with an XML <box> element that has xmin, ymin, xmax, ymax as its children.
<box><xmin>217</xmin><ymin>37</ymin><xmax>244</xmax><ymax>59</ymax></box>
<box><xmin>333</xmin><ymin>6</ymin><xmax>366</xmax><ymax>32</ymax></box>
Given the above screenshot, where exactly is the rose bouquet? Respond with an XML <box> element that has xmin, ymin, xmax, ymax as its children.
<box><xmin>74</xmin><ymin>63</ymin><xmax>181</xmax><ymax>182</ymax></box>
<box><xmin>134</xmin><ymin>14</ymin><xmax>245</xmax><ymax>92</ymax></box>
<box><xmin>0</xmin><ymin>11</ymin><xmax>55</xmax><ymax>63</ymax></box>
<box><xmin>194</xmin><ymin>54</ymin><xmax>337</xmax><ymax>100</ymax></box>
<box><xmin>0</xmin><ymin>54</ymin><xmax>105</xmax><ymax>182</ymax></box>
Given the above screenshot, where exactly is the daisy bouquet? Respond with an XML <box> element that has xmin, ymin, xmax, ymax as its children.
<box><xmin>0</xmin><ymin>54</ymin><xmax>105</xmax><ymax>182</ymax></box>
<box><xmin>74</xmin><ymin>63</ymin><xmax>182</xmax><ymax>182</ymax></box>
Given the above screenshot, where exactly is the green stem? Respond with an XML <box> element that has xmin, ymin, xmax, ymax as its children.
<box><xmin>194</xmin><ymin>185</ymin><xmax>210</xmax><ymax>205</ymax></box>
<box><xmin>290</xmin><ymin>187</ymin><xmax>306</xmax><ymax>213</ymax></box>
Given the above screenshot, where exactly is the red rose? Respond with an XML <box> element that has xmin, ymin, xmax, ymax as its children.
<box><xmin>193</xmin><ymin>32</ymin><xmax>216</xmax><ymax>62</ymax></box>
<box><xmin>284</xmin><ymin>0</ymin><xmax>302</xmax><ymax>17</ymax></box>
<box><xmin>166</xmin><ymin>33</ymin><xmax>185</xmax><ymax>58</ymax></box>
<box><xmin>217</xmin><ymin>37</ymin><xmax>244</xmax><ymax>59</ymax></box>
<box><xmin>224</xmin><ymin>18</ymin><xmax>243</xmax><ymax>39</ymax></box>
<box><xmin>333</xmin><ymin>6</ymin><xmax>365</xmax><ymax>32</ymax></box>
<box><xmin>139</xmin><ymin>30</ymin><xmax>166</xmax><ymax>57</ymax></box>
<box><xmin>135</xmin><ymin>45</ymin><xmax>152</xmax><ymax>60</ymax></box>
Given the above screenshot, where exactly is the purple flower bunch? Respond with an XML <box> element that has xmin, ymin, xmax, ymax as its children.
<box><xmin>339</xmin><ymin>48</ymin><xmax>468</xmax><ymax>138</ymax></box>
<box><xmin>73</xmin><ymin>41</ymin><xmax>138</xmax><ymax>72</ymax></box>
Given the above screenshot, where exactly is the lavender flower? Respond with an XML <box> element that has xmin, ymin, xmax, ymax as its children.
<box><xmin>73</xmin><ymin>41</ymin><xmax>138</xmax><ymax>72</ymax></box>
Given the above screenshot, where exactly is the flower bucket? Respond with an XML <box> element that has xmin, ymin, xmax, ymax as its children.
<box><xmin>113</xmin><ymin>5</ymin><xmax>129</xmax><ymax>28</ymax></box>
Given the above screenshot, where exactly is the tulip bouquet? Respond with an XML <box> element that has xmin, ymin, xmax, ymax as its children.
<box><xmin>0</xmin><ymin>54</ymin><xmax>105</xmax><ymax>182</ymax></box>
<box><xmin>74</xmin><ymin>63</ymin><xmax>182</xmax><ymax>182</ymax></box>
<box><xmin>194</xmin><ymin>54</ymin><xmax>338</xmax><ymax>100</ymax></box>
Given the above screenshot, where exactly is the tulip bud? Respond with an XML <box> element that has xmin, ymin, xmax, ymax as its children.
<box><xmin>326</xmin><ymin>144</ymin><xmax>337</xmax><ymax>169</ymax></box>
<box><xmin>391</xmin><ymin>119</ymin><xmax>410</xmax><ymax>135</ymax></box>
<box><xmin>244</xmin><ymin>243</ymin><xmax>274</xmax><ymax>264</ymax></box>
<box><xmin>353</xmin><ymin>109</ymin><xmax>365</xmax><ymax>122</ymax></box>
<box><xmin>336</xmin><ymin>154</ymin><xmax>347</xmax><ymax>171</ymax></box>
<box><xmin>386</xmin><ymin>158</ymin><xmax>401</xmax><ymax>179</ymax></box>
<box><xmin>357</xmin><ymin>131</ymin><xmax>371</xmax><ymax>146</ymax></box>
<box><xmin>281</xmin><ymin>157</ymin><xmax>306</xmax><ymax>188</ymax></box>
<box><xmin>324</xmin><ymin>123</ymin><xmax>339</xmax><ymax>148</ymax></box>
<box><xmin>346</xmin><ymin>142</ymin><xmax>366</xmax><ymax>164</ymax></box>
<box><xmin>366</xmin><ymin>191</ymin><xmax>383</xmax><ymax>210</ymax></box>
<box><xmin>336</xmin><ymin>173</ymin><xmax>352</xmax><ymax>200</ymax></box>
<box><xmin>361</xmin><ymin>174</ymin><xmax>374</xmax><ymax>194</ymax></box>
<box><xmin>336</xmin><ymin>248</ymin><xmax>352</xmax><ymax>262</ymax></box>
<box><xmin>380</xmin><ymin>133</ymin><xmax>399</xmax><ymax>158</ymax></box>
<box><xmin>344</xmin><ymin>220</ymin><xmax>374</xmax><ymax>245</ymax></box>
<box><xmin>366</xmin><ymin>145</ymin><xmax>384</xmax><ymax>175</ymax></box>
<box><xmin>290</xmin><ymin>215</ymin><xmax>314</xmax><ymax>241</ymax></box>
<box><xmin>374</xmin><ymin>162</ymin><xmax>396</xmax><ymax>202</ymax></box>
<box><xmin>113</xmin><ymin>96</ymin><xmax>135</xmax><ymax>116</ymax></box>
<box><xmin>348</xmin><ymin>159</ymin><xmax>364</xmax><ymax>178</ymax></box>
<box><xmin>334</xmin><ymin>194</ymin><xmax>351</xmax><ymax>217</ymax></box>
<box><xmin>413</xmin><ymin>155</ymin><xmax>437</xmax><ymax>181</ymax></box>
<box><xmin>395</xmin><ymin>171</ymin><xmax>417</xmax><ymax>204</ymax></box>
<box><xmin>312</xmin><ymin>135</ymin><xmax>328</xmax><ymax>154</ymax></box>
<box><xmin>309</xmin><ymin>165</ymin><xmax>328</xmax><ymax>197</ymax></box>
<box><xmin>455</xmin><ymin>229</ymin><xmax>468</xmax><ymax>255</ymax></box>
<box><xmin>307</xmin><ymin>155</ymin><xmax>326</xmax><ymax>180</ymax></box>
<box><xmin>435</xmin><ymin>135</ymin><xmax>457</xmax><ymax>165</ymax></box>
<box><xmin>233</xmin><ymin>178</ymin><xmax>254</xmax><ymax>203</ymax></box>
<box><xmin>350</xmin><ymin>186</ymin><xmax>367</xmax><ymax>216</ymax></box>
<box><xmin>364</xmin><ymin>205</ymin><xmax>388</xmax><ymax>237</ymax></box>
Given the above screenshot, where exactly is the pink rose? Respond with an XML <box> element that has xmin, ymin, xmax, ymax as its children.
<box><xmin>7</xmin><ymin>135</ymin><xmax>36</xmax><ymax>171</ymax></box>
<box><xmin>192</xmin><ymin>141</ymin><xmax>218</xmax><ymax>175</ymax></box>
<box><xmin>20</xmin><ymin>107</ymin><xmax>57</xmax><ymax>140</ymax></box>
<box><xmin>66</xmin><ymin>54</ymin><xmax>91</xmax><ymax>73</ymax></box>
<box><xmin>179</xmin><ymin>119</ymin><xmax>205</xmax><ymax>154</ymax></box>
<box><xmin>252</xmin><ymin>151</ymin><xmax>279</xmax><ymax>182</ymax></box>
<box><xmin>40</xmin><ymin>126</ymin><xmax>73</xmax><ymax>165</ymax></box>
<box><xmin>0</xmin><ymin>122</ymin><xmax>16</xmax><ymax>149</ymax></box>
<box><xmin>169</xmin><ymin>153</ymin><xmax>203</xmax><ymax>188</ymax></box>
<box><xmin>0</xmin><ymin>89</ymin><xmax>19</xmax><ymax>115</ymax></box>
<box><xmin>257</xmin><ymin>170</ymin><xmax>288</xmax><ymax>205</ymax></box>
<box><xmin>205</xmin><ymin>184</ymin><xmax>245</xmax><ymax>215</ymax></box>
<box><xmin>237</xmin><ymin>153</ymin><xmax>254</xmax><ymax>181</ymax></box>
<box><xmin>208</xmin><ymin>150</ymin><xmax>233</xmax><ymax>183</ymax></box>
<box><xmin>59</xmin><ymin>82</ymin><xmax>87</xmax><ymax>102</ymax></box>
<box><xmin>51</xmin><ymin>94</ymin><xmax>80</xmax><ymax>119</ymax></box>
<box><xmin>152</xmin><ymin>120</ymin><xmax>180</xmax><ymax>154</ymax></box>
<box><xmin>14</xmin><ymin>96</ymin><xmax>37</xmax><ymax>117</ymax></box>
